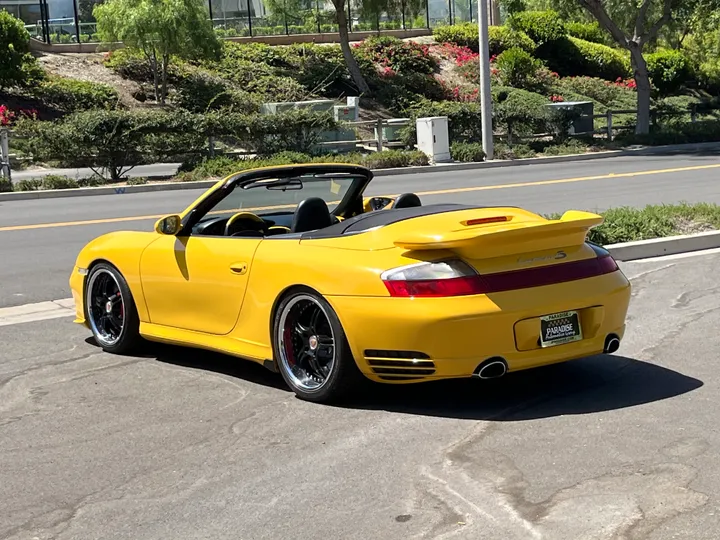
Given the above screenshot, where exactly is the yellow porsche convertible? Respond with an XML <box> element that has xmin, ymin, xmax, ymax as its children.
<box><xmin>69</xmin><ymin>163</ymin><xmax>631</xmax><ymax>402</ymax></box>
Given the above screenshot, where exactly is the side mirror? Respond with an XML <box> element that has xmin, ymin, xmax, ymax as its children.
<box><xmin>155</xmin><ymin>215</ymin><xmax>182</xmax><ymax>235</ymax></box>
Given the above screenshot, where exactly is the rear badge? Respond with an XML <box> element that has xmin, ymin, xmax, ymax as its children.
<box><xmin>518</xmin><ymin>250</ymin><xmax>567</xmax><ymax>264</ymax></box>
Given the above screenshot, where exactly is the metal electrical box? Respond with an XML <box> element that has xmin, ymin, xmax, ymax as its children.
<box><xmin>545</xmin><ymin>101</ymin><xmax>594</xmax><ymax>134</ymax></box>
<box><xmin>416</xmin><ymin>116</ymin><xmax>451</xmax><ymax>163</ymax></box>
<box><xmin>333</xmin><ymin>105</ymin><xmax>357</xmax><ymax>121</ymax></box>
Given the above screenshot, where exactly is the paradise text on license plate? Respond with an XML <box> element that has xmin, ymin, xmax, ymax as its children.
<box><xmin>539</xmin><ymin>310</ymin><xmax>582</xmax><ymax>347</ymax></box>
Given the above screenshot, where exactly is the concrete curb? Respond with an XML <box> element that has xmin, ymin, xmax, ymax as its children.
<box><xmin>2</xmin><ymin>140</ymin><xmax>719</xmax><ymax>202</ymax></box>
<box><xmin>606</xmin><ymin>230</ymin><xmax>720</xmax><ymax>261</ymax></box>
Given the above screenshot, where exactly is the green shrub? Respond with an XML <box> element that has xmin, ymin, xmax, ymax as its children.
<box><xmin>555</xmin><ymin>76</ymin><xmax>636</xmax><ymax>107</ymax></box>
<box><xmin>174</xmin><ymin>69</ymin><xmax>261</xmax><ymax>113</ymax></box>
<box><xmin>433</xmin><ymin>23</ymin><xmax>478</xmax><ymax>51</ymax></box>
<box><xmin>645</xmin><ymin>49</ymin><xmax>693</xmax><ymax>95</ymax></box>
<box><xmin>364</xmin><ymin>149</ymin><xmax>428</xmax><ymax>169</ymax></box>
<box><xmin>245</xmin><ymin>75</ymin><xmax>309</xmax><ymax>102</ymax></box>
<box><xmin>284</xmin><ymin>43</ymin><xmax>355</xmax><ymax>97</ymax></box>
<box><xmin>434</xmin><ymin>23</ymin><xmax>536</xmax><ymax>56</ymax></box>
<box><xmin>104</xmin><ymin>48</ymin><xmax>154</xmax><ymax>81</ymax></box>
<box><xmin>615</xmin><ymin>119</ymin><xmax>720</xmax><ymax>146</ymax></box>
<box><xmin>126</xmin><ymin>176</ymin><xmax>148</xmax><ymax>185</ymax></box>
<box><xmin>507</xmin><ymin>10</ymin><xmax>566</xmax><ymax>46</ymax></box>
<box><xmin>177</xmin><ymin>150</ymin><xmax>429</xmax><ymax>182</ymax></box>
<box><xmin>697</xmin><ymin>59</ymin><xmax>720</xmax><ymax>94</ymax></box>
<box><xmin>493</xmin><ymin>88</ymin><xmax>550</xmax><ymax>139</ymax></box>
<box><xmin>203</xmin><ymin>108</ymin><xmax>339</xmax><ymax>155</ymax></box>
<box><xmin>14</xmin><ymin>178</ymin><xmax>42</xmax><ymax>191</ymax></box>
<box><xmin>451</xmin><ymin>142</ymin><xmax>485</xmax><ymax>162</ymax></box>
<box><xmin>494</xmin><ymin>47</ymin><xmax>546</xmax><ymax>92</ymax></box>
<box><xmin>40</xmin><ymin>175</ymin><xmax>79</xmax><ymax>190</ymax></box>
<box><xmin>14</xmin><ymin>175</ymin><xmax>79</xmax><ymax>191</ymax></box>
<box><xmin>541</xmin><ymin>37</ymin><xmax>630</xmax><ymax>81</ymax></box>
<box><xmin>34</xmin><ymin>77</ymin><xmax>121</xmax><ymax>112</ymax></box>
<box><xmin>489</xmin><ymin>26</ymin><xmax>536</xmax><ymax>56</ymax></box>
<box><xmin>652</xmin><ymin>95</ymin><xmax>701</xmax><ymax>119</ymax></box>
<box><xmin>217</xmin><ymin>41</ymin><xmax>291</xmax><ymax>68</ymax></box>
<box><xmin>356</xmin><ymin>36</ymin><xmax>437</xmax><ymax>75</ymax></box>
<box><xmin>0</xmin><ymin>11</ymin><xmax>45</xmax><ymax>91</ymax></box>
<box><xmin>15</xmin><ymin>109</ymin><xmax>206</xmax><ymax>181</ymax></box>
<box><xmin>565</xmin><ymin>21</ymin><xmax>606</xmax><ymax>44</ymax></box>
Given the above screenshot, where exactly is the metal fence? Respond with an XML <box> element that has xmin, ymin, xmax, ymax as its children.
<box><xmin>24</xmin><ymin>0</ymin><xmax>491</xmax><ymax>45</ymax></box>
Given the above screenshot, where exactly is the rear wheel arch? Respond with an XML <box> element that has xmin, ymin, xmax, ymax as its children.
<box><xmin>269</xmin><ymin>285</ymin><xmax>367</xmax><ymax>403</ymax></box>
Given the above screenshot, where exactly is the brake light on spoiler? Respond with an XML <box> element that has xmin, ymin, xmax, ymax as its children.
<box><xmin>381</xmin><ymin>244</ymin><xmax>619</xmax><ymax>298</ymax></box>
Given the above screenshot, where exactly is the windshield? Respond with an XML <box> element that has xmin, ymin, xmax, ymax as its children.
<box><xmin>208</xmin><ymin>174</ymin><xmax>358</xmax><ymax>219</ymax></box>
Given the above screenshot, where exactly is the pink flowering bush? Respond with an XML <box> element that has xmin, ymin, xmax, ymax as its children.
<box><xmin>355</xmin><ymin>36</ymin><xmax>437</xmax><ymax>75</ymax></box>
<box><xmin>0</xmin><ymin>105</ymin><xmax>37</xmax><ymax>126</ymax></box>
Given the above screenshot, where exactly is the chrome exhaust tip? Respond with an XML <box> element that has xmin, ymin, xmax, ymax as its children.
<box><xmin>604</xmin><ymin>334</ymin><xmax>621</xmax><ymax>354</ymax></box>
<box><xmin>473</xmin><ymin>357</ymin><xmax>508</xmax><ymax>379</ymax></box>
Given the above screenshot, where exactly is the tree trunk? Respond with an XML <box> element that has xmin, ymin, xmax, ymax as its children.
<box><xmin>149</xmin><ymin>50</ymin><xmax>160</xmax><ymax>104</ymax></box>
<box><xmin>333</xmin><ymin>0</ymin><xmax>370</xmax><ymax>95</ymax></box>
<box><xmin>161</xmin><ymin>53</ymin><xmax>169</xmax><ymax>106</ymax></box>
<box><xmin>629</xmin><ymin>45</ymin><xmax>652</xmax><ymax>135</ymax></box>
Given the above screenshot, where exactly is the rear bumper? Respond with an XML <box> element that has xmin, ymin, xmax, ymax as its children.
<box><xmin>327</xmin><ymin>270</ymin><xmax>631</xmax><ymax>383</ymax></box>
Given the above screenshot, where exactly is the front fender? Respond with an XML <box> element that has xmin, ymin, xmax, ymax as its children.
<box><xmin>69</xmin><ymin>230</ymin><xmax>159</xmax><ymax>323</ymax></box>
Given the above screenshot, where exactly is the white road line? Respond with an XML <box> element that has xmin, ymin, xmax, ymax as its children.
<box><xmin>0</xmin><ymin>298</ymin><xmax>75</xmax><ymax>327</ymax></box>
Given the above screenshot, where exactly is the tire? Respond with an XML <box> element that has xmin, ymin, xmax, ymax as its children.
<box><xmin>272</xmin><ymin>288</ymin><xmax>366</xmax><ymax>403</ymax></box>
<box><xmin>84</xmin><ymin>262</ymin><xmax>142</xmax><ymax>355</ymax></box>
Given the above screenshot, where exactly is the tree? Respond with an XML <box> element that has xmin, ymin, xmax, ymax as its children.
<box><xmin>0</xmin><ymin>11</ymin><xmax>43</xmax><ymax>92</ymax></box>
<box><xmin>574</xmin><ymin>0</ymin><xmax>719</xmax><ymax>134</ymax></box>
<box><xmin>94</xmin><ymin>0</ymin><xmax>221</xmax><ymax>104</ymax></box>
<box><xmin>330</xmin><ymin>0</ymin><xmax>371</xmax><ymax>94</ymax></box>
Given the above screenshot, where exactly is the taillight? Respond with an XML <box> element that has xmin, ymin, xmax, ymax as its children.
<box><xmin>381</xmin><ymin>247</ymin><xmax>619</xmax><ymax>298</ymax></box>
<box><xmin>381</xmin><ymin>260</ymin><xmax>484</xmax><ymax>297</ymax></box>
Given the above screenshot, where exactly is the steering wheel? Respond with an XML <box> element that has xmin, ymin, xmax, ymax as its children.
<box><xmin>224</xmin><ymin>212</ymin><xmax>267</xmax><ymax>236</ymax></box>
<box><xmin>366</xmin><ymin>196</ymin><xmax>394</xmax><ymax>211</ymax></box>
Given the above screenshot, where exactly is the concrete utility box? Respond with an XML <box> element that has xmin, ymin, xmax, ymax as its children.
<box><xmin>381</xmin><ymin>118</ymin><xmax>409</xmax><ymax>142</ymax></box>
<box><xmin>545</xmin><ymin>101</ymin><xmax>594</xmax><ymax>134</ymax></box>
<box><xmin>416</xmin><ymin>116</ymin><xmax>451</xmax><ymax>163</ymax></box>
<box><xmin>260</xmin><ymin>102</ymin><xmax>297</xmax><ymax>115</ymax></box>
<box><xmin>261</xmin><ymin>99</ymin><xmax>335</xmax><ymax>115</ymax></box>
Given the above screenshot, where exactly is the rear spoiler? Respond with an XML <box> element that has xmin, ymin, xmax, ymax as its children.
<box><xmin>393</xmin><ymin>210</ymin><xmax>603</xmax><ymax>259</ymax></box>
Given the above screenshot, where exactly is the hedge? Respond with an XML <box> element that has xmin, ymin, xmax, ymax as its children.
<box><xmin>433</xmin><ymin>23</ymin><xmax>536</xmax><ymax>56</ymax></box>
<box><xmin>176</xmin><ymin>150</ymin><xmax>429</xmax><ymax>182</ymax></box>
<box><xmin>34</xmin><ymin>77</ymin><xmax>121</xmax><ymax>113</ymax></box>
<box><xmin>540</xmin><ymin>36</ymin><xmax>630</xmax><ymax>81</ymax></box>
<box><xmin>507</xmin><ymin>10</ymin><xmax>566</xmax><ymax>46</ymax></box>
<box><xmin>565</xmin><ymin>21</ymin><xmax>607</xmax><ymax>45</ymax></box>
<box><xmin>645</xmin><ymin>49</ymin><xmax>693</xmax><ymax>96</ymax></box>
<box><xmin>14</xmin><ymin>108</ymin><xmax>341</xmax><ymax>180</ymax></box>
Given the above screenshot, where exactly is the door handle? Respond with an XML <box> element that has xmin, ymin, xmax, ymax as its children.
<box><xmin>230</xmin><ymin>262</ymin><xmax>248</xmax><ymax>275</ymax></box>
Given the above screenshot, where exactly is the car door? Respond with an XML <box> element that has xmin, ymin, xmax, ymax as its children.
<box><xmin>139</xmin><ymin>234</ymin><xmax>262</xmax><ymax>335</ymax></box>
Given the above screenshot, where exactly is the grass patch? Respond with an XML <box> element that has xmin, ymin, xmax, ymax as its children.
<box><xmin>548</xmin><ymin>203</ymin><xmax>720</xmax><ymax>245</ymax></box>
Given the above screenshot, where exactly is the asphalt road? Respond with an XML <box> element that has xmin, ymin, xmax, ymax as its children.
<box><xmin>2</xmin><ymin>250</ymin><xmax>719</xmax><ymax>539</ymax></box>
<box><xmin>1</xmin><ymin>152</ymin><xmax>719</xmax><ymax>308</ymax></box>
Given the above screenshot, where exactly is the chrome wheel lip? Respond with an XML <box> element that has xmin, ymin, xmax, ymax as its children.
<box><xmin>86</xmin><ymin>268</ymin><xmax>125</xmax><ymax>347</ymax></box>
<box><xmin>277</xmin><ymin>294</ymin><xmax>336</xmax><ymax>393</ymax></box>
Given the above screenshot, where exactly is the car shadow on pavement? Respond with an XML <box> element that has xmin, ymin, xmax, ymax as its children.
<box><xmin>340</xmin><ymin>354</ymin><xmax>703</xmax><ymax>421</ymax></box>
<box><xmin>136</xmin><ymin>338</ymin><xmax>703</xmax><ymax>421</ymax></box>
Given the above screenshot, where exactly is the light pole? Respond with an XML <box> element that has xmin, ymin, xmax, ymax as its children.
<box><xmin>477</xmin><ymin>0</ymin><xmax>493</xmax><ymax>160</ymax></box>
